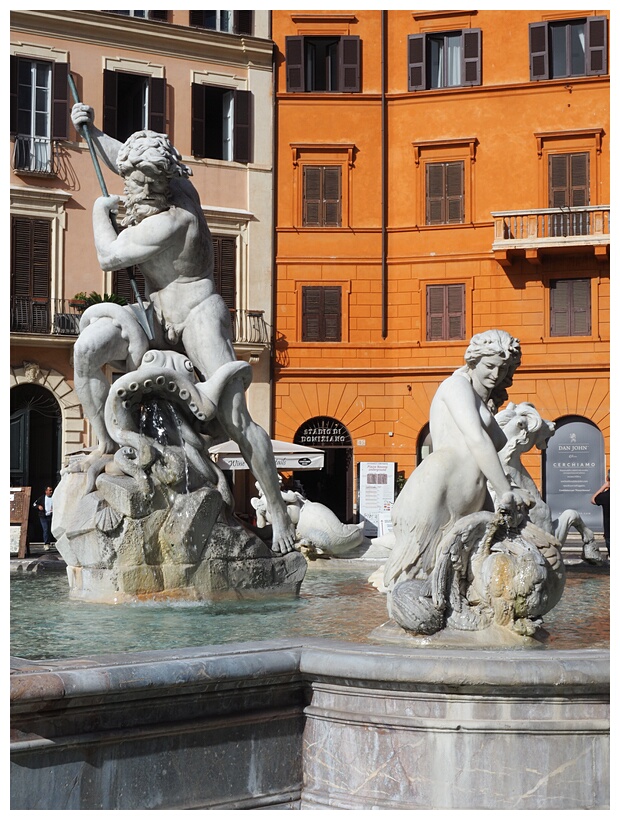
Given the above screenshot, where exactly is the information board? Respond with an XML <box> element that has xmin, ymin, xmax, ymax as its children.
<box><xmin>358</xmin><ymin>462</ymin><xmax>395</xmax><ymax>537</ymax></box>
<box><xmin>10</xmin><ymin>486</ymin><xmax>31</xmax><ymax>558</ymax></box>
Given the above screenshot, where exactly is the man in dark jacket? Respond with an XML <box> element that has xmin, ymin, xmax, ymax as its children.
<box><xmin>33</xmin><ymin>486</ymin><xmax>54</xmax><ymax>549</ymax></box>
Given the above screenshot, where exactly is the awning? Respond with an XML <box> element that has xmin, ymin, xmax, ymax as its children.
<box><xmin>209</xmin><ymin>439</ymin><xmax>325</xmax><ymax>471</ymax></box>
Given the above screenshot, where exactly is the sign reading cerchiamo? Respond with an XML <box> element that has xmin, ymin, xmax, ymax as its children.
<box><xmin>295</xmin><ymin>417</ymin><xmax>352</xmax><ymax>447</ymax></box>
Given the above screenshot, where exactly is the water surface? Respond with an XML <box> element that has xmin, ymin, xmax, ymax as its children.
<box><xmin>10</xmin><ymin>561</ymin><xmax>609</xmax><ymax>660</ymax></box>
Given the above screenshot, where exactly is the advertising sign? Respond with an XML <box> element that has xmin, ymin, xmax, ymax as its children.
<box><xmin>359</xmin><ymin>462</ymin><xmax>395</xmax><ymax>537</ymax></box>
<box><xmin>545</xmin><ymin>421</ymin><xmax>604</xmax><ymax>530</ymax></box>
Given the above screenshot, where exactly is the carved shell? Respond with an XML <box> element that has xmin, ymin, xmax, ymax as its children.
<box><xmin>95</xmin><ymin>503</ymin><xmax>124</xmax><ymax>533</ymax></box>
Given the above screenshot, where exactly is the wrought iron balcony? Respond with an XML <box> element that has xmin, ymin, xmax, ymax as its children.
<box><xmin>492</xmin><ymin>205</ymin><xmax>610</xmax><ymax>266</ymax></box>
<box><xmin>12</xmin><ymin>136</ymin><xmax>57</xmax><ymax>175</ymax></box>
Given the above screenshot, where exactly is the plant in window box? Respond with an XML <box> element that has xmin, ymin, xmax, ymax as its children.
<box><xmin>69</xmin><ymin>292</ymin><xmax>89</xmax><ymax>311</ymax></box>
<box><xmin>83</xmin><ymin>291</ymin><xmax>128</xmax><ymax>308</ymax></box>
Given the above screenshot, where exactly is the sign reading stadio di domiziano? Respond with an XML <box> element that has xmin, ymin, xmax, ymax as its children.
<box><xmin>545</xmin><ymin>419</ymin><xmax>604</xmax><ymax>530</ymax></box>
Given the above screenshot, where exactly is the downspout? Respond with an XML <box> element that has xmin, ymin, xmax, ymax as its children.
<box><xmin>269</xmin><ymin>11</ymin><xmax>278</xmax><ymax>439</ymax></box>
<box><xmin>381</xmin><ymin>10</ymin><xmax>388</xmax><ymax>339</ymax></box>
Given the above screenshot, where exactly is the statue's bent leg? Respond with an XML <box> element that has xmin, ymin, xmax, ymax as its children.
<box><xmin>217</xmin><ymin>378</ymin><xmax>297</xmax><ymax>554</ymax></box>
<box><xmin>74</xmin><ymin>320</ymin><xmax>131</xmax><ymax>461</ymax></box>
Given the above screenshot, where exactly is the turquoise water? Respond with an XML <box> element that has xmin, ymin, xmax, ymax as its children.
<box><xmin>10</xmin><ymin>561</ymin><xmax>609</xmax><ymax>661</ymax></box>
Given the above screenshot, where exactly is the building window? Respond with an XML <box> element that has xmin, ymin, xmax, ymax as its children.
<box><xmin>189</xmin><ymin>11</ymin><xmax>253</xmax><ymax>35</ymax></box>
<box><xmin>408</xmin><ymin>30</ymin><xmax>481</xmax><ymax>91</ymax></box>
<box><xmin>303</xmin><ymin>166</ymin><xmax>342</xmax><ymax>227</ymax></box>
<box><xmin>11</xmin><ymin>216</ymin><xmax>52</xmax><ymax>333</ymax></box>
<box><xmin>109</xmin><ymin>11</ymin><xmax>169</xmax><ymax>21</ymax></box>
<box><xmin>426</xmin><ymin>284</ymin><xmax>465</xmax><ymax>341</ymax></box>
<box><xmin>10</xmin><ymin>56</ymin><xmax>69</xmax><ymax>174</ymax></box>
<box><xmin>285</xmin><ymin>36</ymin><xmax>361</xmax><ymax>93</ymax></box>
<box><xmin>530</xmin><ymin>16</ymin><xmax>607</xmax><ymax>80</ymax></box>
<box><xmin>549</xmin><ymin>152</ymin><xmax>589</xmax><ymax>236</ymax></box>
<box><xmin>212</xmin><ymin>234</ymin><xmax>237</xmax><ymax>312</ymax></box>
<box><xmin>112</xmin><ymin>266</ymin><xmax>146</xmax><ymax>303</ymax></box>
<box><xmin>191</xmin><ymin>85</ymin><xmax>251</xmax><ymax>163</ymax></box>
<box><xmin>103</xmin><ymin>69</ymin><xmax>166</xmax><ymax>143</ymax></box>
<box><xmin>550</xmin><ymin>279</ymin><xmax>591</xmax><ymax>337</ymax></box>
<box><xmin>426</xmin><ymin>162</ymin><xmax>464</xmax><ymax>225</ymax></box>
<box><xmin>302</xmin><ymin>286</ymin><xmax>342</xmax><ymax>342</ymax></box>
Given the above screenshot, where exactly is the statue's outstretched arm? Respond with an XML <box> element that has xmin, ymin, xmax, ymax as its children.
<box><xmin>71</xmin><ymin>103</ymin><xmax>123</xmax><ymax>174</ymax></box>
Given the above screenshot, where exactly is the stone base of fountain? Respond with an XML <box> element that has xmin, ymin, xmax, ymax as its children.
<box><xmin>53</xmin><ymin>466</ymin><xmax>307</xmax><ymax>603</ymax></box>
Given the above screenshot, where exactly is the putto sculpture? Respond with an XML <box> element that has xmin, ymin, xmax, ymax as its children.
<box><xmin>383</xmin><ymin>330</ymin><xmax>567</xmax><ymax>643</ymax></box>
<box><xmin>52</xmin><ymin>104</ymin><xmax>305</xmax><ymax>601</ymax></box>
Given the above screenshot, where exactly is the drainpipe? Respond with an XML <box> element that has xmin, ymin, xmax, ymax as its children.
<box><xmin>269</xmin><ymin>11</ymin><xmax>278</xmax><ymax>439</ymax></box>
<box><xmin>381</xmin><ymin>10</ymin><xmax>388</xmax><ymax>339</ymax></box>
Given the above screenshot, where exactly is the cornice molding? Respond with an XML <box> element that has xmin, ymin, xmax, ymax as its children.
<box><xmin>10</xmin><ymin>10</ymin><xmax>274</xmax><ymax>69</ymax></box>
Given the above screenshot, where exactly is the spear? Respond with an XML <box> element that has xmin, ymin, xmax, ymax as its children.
<box><xmin>68</xmin><ymin>73</ymin><xmax>154</xmax><ymax>340</ymax></box>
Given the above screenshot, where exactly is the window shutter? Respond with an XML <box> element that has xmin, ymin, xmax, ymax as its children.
<box><xmin>570</xmin><ymin>153</ymin><xmax>589</xmax><ymax>207</ymax></box>
<box><xmin>10</xmin><ymin>55</ymin><xmax>18</xmax><ymax>135</ymax></box>
<box><xmin>426</xmin><ymin>163</ymin><xmax>445</xmax><ymax>224</ymax></box>
<box><xmin>446</xmin><ymin>162</ymin><xmax>464</xmax><ymax>223</ymax></box>
<box><xmin>408</xmin><ymin>35</ymin><xmax>426</xmax><ymax>91</ymax></box>
<box><xmin>302</xmin><ymin>287</ymin><xmax>322</xmax><ymax>341</ymax></box>
<box><xmin>550</xmin><ymin>279</ymin><xmax>570</xmax><ymax>336</ymax></box>
<box><xmin>586</xmin><ymin>16</ymin><xmax>607</xmax><ymax>75</ymax></box>
<box><xmin>189</xmin><ymin>11</ymin><xmax>204</xmax><ymax>27</ymax></box>
<box><xmin>426</xmin><ymin>285</ymin><xmax>446</xmax><ymax>341</ymax></box>
<box><xmin>149</xmin><ymin>11</ymin><xmax>169</xmax><ymax>22</ymax></box>
<box><xmin>51</xmin><ymin>62</ymin><xmax>69</xmax><ymax>140</ymax></box>
<box><xmin>462</xmin><ymin>29</ymin><xmax>481</xmax><ymax>86</ymax></box>
<box><xmin>11</xmin><ymin>217</ymin><xmax>51</xmax><ymax>300</ymax></box>
<box><xmin>303</xmin><ymin>167</ymin><xmax>322</xmax><ymax>226</ymax></box>
<box><xmin>286</xmin><ymin>37</ymin><xmax>305</xmax><ymax>93</ymax></box>
<box><xmin>529</xmin><ymin>22</ymin><xmax>549</xmax><ymax>80</ymax></box>
<box><xmin>323</xmin><ymin>166</ymin><xmax>342</xmax><ymax>227</ymax></box>
<box><xmin>339</xmin><ymin>36</ymin><xmax>361</xmax><ymax>93</ymax></box>
<box><xmin>233</xmin><ymin>89</ymin><xmax>252</xmax><ymax>164</ymax></box>
<box><xmin>571</xmin><ymin>279</ymin><xmax>591</xmax><ymax>335</ymax></box>
<box><xmin>147</xmin><ymin>77</ymin><xmax>166</xmax><ymax>133</ymax></box>
<box><xmin>103</xmin><ymin>69</ymin><xmax>119</xmax><ymax>140</ymax></box>
<box><xmin>549</xmin><ymin>154</ymin><xmax>568</xmax><ymax>208</ymax></box>
<box><xmin>212</xmin><ymin>235</ymin><xmax>236</xmax><ymax>312</ymax></box>
<box><xmin>191</xmin><ymin>82</ymin><xmax>206</xmax><ymax>157</ymax></box>
<box><xmin>446</xmin><ymin>284</ymin><xmax>465</xmax><ymax>339</ymax></box>
<box><xmin>234</xmin><ymin>11</ymin><xmax>253</xmax><ymax>35</ymax></box>
<box><xmin>113</xmin><ymin>267</ymin><xmax>146</xmax><ymax>303</ymax></box>
<box><xmin>323</xmin><ymin>287</ymin><xmax>342</xmax><ymax>341</ymax></box>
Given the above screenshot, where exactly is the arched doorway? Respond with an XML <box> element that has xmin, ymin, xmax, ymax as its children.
<box><xmin>293</xmin><ymin>416</ymin><xmax>353</xmax><ymax>522</ymax></box>
<box><xmin>543</xmin><ymin>415</ymin><xmax>605</xmax><ymax>531</ymax></box>
<box><xmin>416</xmin><ymin>422</ymin><xmax>432</xmax><ymax>464</ymax></box>
<box><xmin>11</xmin><ymin>384</ymin><xmax>62</xmax><ymax>542</ymax></box>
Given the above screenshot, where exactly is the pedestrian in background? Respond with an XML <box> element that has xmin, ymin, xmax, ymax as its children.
<box><xmin>33</xmin><ymin>485</ymin><xmax>54</xmax><ymax>550</ymax></box>
<box><xmin>591</xmin><ymin>470</ymin><xmax>610</xmax><ymax>557</ymax></box>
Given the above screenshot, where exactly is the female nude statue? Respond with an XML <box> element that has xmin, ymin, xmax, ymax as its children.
<box><xmin>384</xmin><ymin>330</ymin><xmax>532</xmax><ymax>588</ymax></box>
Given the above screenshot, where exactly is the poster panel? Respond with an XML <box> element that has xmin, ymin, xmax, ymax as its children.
<box><xmin>359</xmin><ymin>462</ymin><xmax>395</xmax><ymax>537</ymax></box>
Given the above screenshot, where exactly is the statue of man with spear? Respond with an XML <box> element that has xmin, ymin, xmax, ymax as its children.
<box><xmin>69</xmin><ymin>101</ymin><xmax>297</xmax><ymax>555</ymax></box>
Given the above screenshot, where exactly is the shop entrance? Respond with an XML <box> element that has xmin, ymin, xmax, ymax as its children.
<box><xmin>293</xmin><ymin>416</ymin><xmax>353</xmax><ymax>523</ymax></box>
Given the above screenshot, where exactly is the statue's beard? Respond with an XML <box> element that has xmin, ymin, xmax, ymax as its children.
<box><xmin>121</xmin><ymin>191</ymin><xmax>169</xmax><ymax>226</ymax></box>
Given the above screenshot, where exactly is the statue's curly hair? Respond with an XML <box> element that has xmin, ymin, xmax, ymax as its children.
<box><xmin>117</xmin><ymin>130</ymin><xmax>191</xmax><ymax>179</ymax></box>
<box><xmin>463</xmin><ymin>329</ymin><xmax>522</xmax><ymax>412</ymax></box>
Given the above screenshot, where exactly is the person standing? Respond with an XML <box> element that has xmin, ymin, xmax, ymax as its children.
<box><xmin>33</xmin><ymin>486</ymin><xmax>54</xmax><ymax>550</ymax></box>
<box><xmin>591</xmin><ymin>470</ymin><xmax>610</xmax><ymax>556</ymax></box>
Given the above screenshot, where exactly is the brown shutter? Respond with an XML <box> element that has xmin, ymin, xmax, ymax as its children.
<box><xmin>51</xmin><ymin>61</ymin><xmax>69</xmax><ymax>140</ymax></box>
<box><xmin>462</xmin><ymin>29</ymin><xmax>481</xmax><ymax>86</ymax></box>
<box><xmin>550</xmin><ymin>280</ymin><xmax>570</xmax><ymax>336</ymax></box>
<box><xmin>446</xmin><ymin>162</ymin><xmax>464</xmax><ymax>223</ymax></box>
<box><xmin>323</xmin><ymin>287</ymin><xmax>342</xmax><ymax>341</ymax></box>
<box><xmin>233</xmin><ymin>89</ymin><xmax>251</xmax><ymax>164</ymax></box>
<box><xmin>446</xmin><ymin>284</ymin><xmax>465</xmax><ymax>339</ymax></box>
<box><xmin>551</xmin><ymin>279</ymin><xmax>591</xmax><ymax>336</ymax></box>
<box><xmin>529</xmin><ymin>22</ymin><xmax>549</xmax><ymax>80</ymax></box>
<box><xmin>426</xmin><ymin>284</ymin><xmax>464</xmax><ymax>341</ymax></box>
<box><xmin>549</xmin><ymin>154</ymin><xmax>568</xmax><ymax>208</ymax></box>
<box><xmin>571</xmin><ymin>279</ymin><xmax>591</xmax><ymax>335</ymax></box>
<box><xmin>302</xmin><ymin>286</ymin><xmax>322</xmax><ymax>341</ymax></box>
<box><xmin>11</xmin><ymin>216</ymin><xmax>51</xmax><ymax>333</ymax></box>
<box><xmin>191</xmin><ymin>82</ymin><xmax>206</xmax><ymax>157</ymax></box>
<box><xmin>586</xmin><ymin>16</ymin><xmax>607</xmax><ymax>75</ymax></box>
<box><xmin>286</xmin><ymin>37</ymin><xmax>305</xmax><ymax>93</ymax></box>
<box><xmin>212</xmin><ymin>235</ymin><xmax>236</xmax><ymax>312</ymax></box>
<box><xmin>303</xmin><ymin>167</ymin><xmax>322</xmax><ymax>226</ymax></box>
<box><xmin>323</xmin><ymin>166</ymin><xmax>342</xmax><ymax>227</ymax></box>
<box><xmin>113</xmin><ymin>266</ymin><xmax>146</xmax><ymax>303</ymax></box>
<box><xmin>426</xmin><ymin>285</ymin><xmax>446</xmax><ymax>341</ymax></box>
<box><xmin>103</xmin><ymin>69</ymin><xmax>119</xmax><ymax>140</ymax></box>
<box><xmin>339</xmin><ymin>36</ymin><xmax>361</xmax><ymax>93</ymax></box>
<box><xmin>189</xmin><ymin>11</ymin><xmax>204</xmax><ymax>27</ymax></box>
<box><xmin>10</xmin><ymin>55</ymin><xmax>18</xmax><ymax>135</ymax></box>
<box><xmin>234</xmin><ymin>11</ymin><xmax>253</xmax><ymax>35</ymax></box>
<box><xmin>148</xmin><ymin>77</ymin><xmax>166</xmax><ymax>133</ymax></box>
<box><xmin>426</xmin><ymin>163</ymin><xmax>445</xmax><ymax>224</ymax></box>
<box><xmin>149</xmin><ymin>11</ymin><xmax>169</xmax><ymax>22</ymax></box>
<box><xmin>570</xmin><ymin>153</ymin><xmax>589</xmax><ymax>207</ymax></box>
<box><xmin>408</xmin><ymin>35</ymin><xmax>426</xmax><ymax>91</ymax></box>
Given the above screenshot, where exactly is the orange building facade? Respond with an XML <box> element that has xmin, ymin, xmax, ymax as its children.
<box><xmin>272</xmin><ymin>9</ymin><xmax>610</xmax><ymax>524</ymax></box>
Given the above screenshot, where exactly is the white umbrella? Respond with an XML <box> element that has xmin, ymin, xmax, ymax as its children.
<box><xmin>209</xmin><ymin>439</ymin><xmax>324</xmax><ymax>471</ymax></box>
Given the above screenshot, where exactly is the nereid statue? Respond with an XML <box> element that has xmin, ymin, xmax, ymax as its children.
<box><xmin>52</xmin><ymin>105</ymin><xmax>305</xmax><ymax>601</ymax></box>
<box><xmin>383</xmin><ymin>330</ymin><xmax>567</xmax><ymax>642</ymax></box>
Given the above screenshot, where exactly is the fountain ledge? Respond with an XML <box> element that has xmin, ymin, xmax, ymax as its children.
<box><xmin>10</xmin><ymin>639</ymin><xmax>609</xmax><ymax>810</ymax></box>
